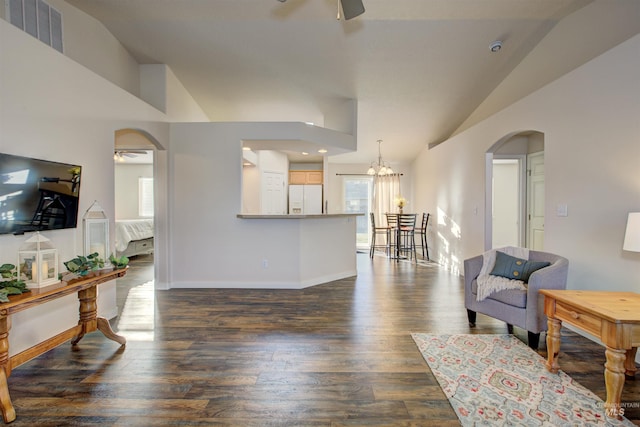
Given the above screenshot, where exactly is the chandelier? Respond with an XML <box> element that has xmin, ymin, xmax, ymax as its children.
<box><xmin>367</xmin><ymin>140</ymin><xmax>394</xmax><ymax>176</ymax></box>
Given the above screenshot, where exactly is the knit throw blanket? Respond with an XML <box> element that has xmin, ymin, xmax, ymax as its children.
<box><xmin>476</xmin><ymin>246</ymin><xmax>529</xmax><ymax>301</ymax></box>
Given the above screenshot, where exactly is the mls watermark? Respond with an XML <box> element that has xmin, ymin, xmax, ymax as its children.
<box><xmin>598</xmin><ymin>402</ymin><xmax>640</xmax><ymax>417</ymax></box>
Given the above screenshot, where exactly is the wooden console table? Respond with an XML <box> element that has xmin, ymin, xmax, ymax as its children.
<box><xmin>540</xmin><ymin>290</ymin><xmax>640</xmax><ymax>419</ymax></box>
<box><xmin>0</xmin><ymin>267</ymin><xmax>127</xmax><ymax>423</ymax></box>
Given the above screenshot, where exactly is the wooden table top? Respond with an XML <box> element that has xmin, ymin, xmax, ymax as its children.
<box><xmin>0</xmin><ymin>267</ymin><xmax>127</xmax><ymax>314</ymax></box>
<box><xmin>540</xmin><ymin>290</ymin><xmax>640</xmax><ymax>323</ymax></box>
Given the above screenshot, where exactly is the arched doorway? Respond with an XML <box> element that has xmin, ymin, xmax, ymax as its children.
<box><xmin>485</xmin><ymin>131</ymin><xmax>545</xmax><ymax>251</ymax></box>
<box><xmin>114</xmin><ymin>128</ymin><xmax>167</xmax><ymax>339</ymax></box>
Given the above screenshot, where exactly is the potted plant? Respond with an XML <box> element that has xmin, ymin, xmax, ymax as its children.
<box><xmin>109</xmin><ymin>254</ymin><xmax>129</xmax><ymax>269</ymax></box>
<box><xmin>0</xmin><ymin>264</ymin><xmax>30</xmax><ymax>303</ymax></box>
<box><xmin>63</xmin><ymin>253</ymin><xmax>105</xmax><ymax>277</ymax></box>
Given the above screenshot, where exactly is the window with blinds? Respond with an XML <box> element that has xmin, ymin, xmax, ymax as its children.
<box><xmin>7</xmin><ymin>0</ymin><xmax>63</xmax><ymax>53</ymax></box>
<box><xmin>138</xmin><ymin>177</ymin><xmax>154</xmax><ymax>217</ymax></box>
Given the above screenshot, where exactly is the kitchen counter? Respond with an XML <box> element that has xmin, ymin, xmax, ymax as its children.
<box><xmin>231</xmin><ymin>213</ymin><xmax>360</xmax><ymax>288</ymax></box>
<box><xmin>237</xmin><ymin>213</ymin><xmax>362</xmax><ymax>219</ymax></box>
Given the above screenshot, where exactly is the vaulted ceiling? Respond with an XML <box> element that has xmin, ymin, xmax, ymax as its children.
<box><xmin>68</xmin><ymin>0</ymin><xmax>640</xmax><ymax>164</ymax></box>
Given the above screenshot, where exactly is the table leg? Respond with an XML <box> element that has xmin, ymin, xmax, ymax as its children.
<box><xmin>625</xmin><ymin>347</ymin><xmax>637</xmax><ymax>379</ymax></box>
<box><xmin>97</xmin><ymin>317</ymin><xmax>126</xmax><ymax>346</ymax></box>
<box><xmin>72</xmin><ymin>286</ymin><xmax>126</xmax><ymax>347</ymax></box>
<box><xmin>604</xmin><ymin>347</ymin><xmax>626</xmax><ymax>419</ymax></box>
<box><xmin>0</xmin><ymin>314</ymin><xmax>15</xmax><ymax>424</ymax></box>
<box><xmin>545</xmin><ymin>317</ymin><xmax>561</xmax><ymax>373</ymax></box>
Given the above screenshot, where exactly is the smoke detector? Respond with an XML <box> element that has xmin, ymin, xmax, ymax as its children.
<box><xmin>489</xmin><ymin>41</ymin><xmax>503</xmax><ymax>52</ymax></box>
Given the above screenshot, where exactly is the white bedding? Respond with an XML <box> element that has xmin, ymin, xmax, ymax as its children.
<box><xmin>115</xmin><ymin>219</ymin><xmax>154</xmax><ymax>252</ymax></box>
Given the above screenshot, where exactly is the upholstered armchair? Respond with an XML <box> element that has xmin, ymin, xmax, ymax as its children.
<box><xmin>464</xmin><ymin>249</ymin><xmax>569</xmax><ymax>349</ymax></box>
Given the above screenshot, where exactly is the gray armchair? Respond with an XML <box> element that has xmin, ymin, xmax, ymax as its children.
<box><xmin>464</xmin><ymin>249</ymin><xmax>569</xmax><ymax>349</ymax></box>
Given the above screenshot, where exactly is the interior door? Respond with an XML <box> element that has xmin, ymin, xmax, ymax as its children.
<box><xmin>262</xmin><ymin>171</ymin><xmax>285</xmax><ymax>214</ymax></box>
<box><xmin>527</xmin><ymin>152</ymin><xmax>545</xmax><ymax>250</ymax></box>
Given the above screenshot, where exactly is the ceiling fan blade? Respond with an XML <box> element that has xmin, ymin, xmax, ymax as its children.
<box><xmin>340</xmin><ymin>0</ymin><xmax>365</xmax><ymax>20</ymax></box>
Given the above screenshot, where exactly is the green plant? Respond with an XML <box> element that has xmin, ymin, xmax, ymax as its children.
<box><xmin>0</xmin><ymin>263</ymin><xmax>29</xmax><ymax>303</ymax></box>
<box><xmin>109</xmin><ymin>254</ymin><xmax>129</xmax><ymax>269</ymax></box>
<box><xmin>63</xmin><ymin>253</ymin><xmax>105</xmax><ymax>276</ymax></box>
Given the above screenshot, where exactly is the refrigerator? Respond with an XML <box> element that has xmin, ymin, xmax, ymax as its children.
<box><xmin>289</xmin><ymin>185</ymin><xmax>323</xmax><ymax>214</ymax></box>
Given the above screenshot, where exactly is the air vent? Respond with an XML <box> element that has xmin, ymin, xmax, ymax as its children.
<box><xmin>6</xmin><ymin>0</ymin><xmax>64</xmax><ymax>53</ymax></box>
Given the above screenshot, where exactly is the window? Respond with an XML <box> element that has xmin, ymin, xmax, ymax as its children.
<box><xmin>8</xmin><ymin>0</ymin><xmax>64</xmax><ymax>53</ymax></box>
<box><xmin>138</xmin><ymin>177</ymin><xmax>154</xmax><ymax>217</ymax></box>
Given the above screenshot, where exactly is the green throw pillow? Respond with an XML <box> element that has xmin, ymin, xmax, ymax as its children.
<box><xmin>490</xmin><ymin>251</ymin><xmax>551</xmax><ymax>282</ymax></box>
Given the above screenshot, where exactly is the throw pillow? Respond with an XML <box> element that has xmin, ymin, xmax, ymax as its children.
<box><xmin>490</xmin><ymin>251</ymin><xmax>550</xmax><ymax>282</ymax></box>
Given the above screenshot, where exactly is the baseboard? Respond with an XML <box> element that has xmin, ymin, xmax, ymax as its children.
<box><xmin>168</xmin><ymin>269</ymin><xmax>357</xmax><ymax>290</ymax></box>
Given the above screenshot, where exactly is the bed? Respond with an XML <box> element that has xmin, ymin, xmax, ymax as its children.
<box><xmin>115</xmin><ymin>219</ymin><xmax>154</xmax><ymax>258</ymax></box>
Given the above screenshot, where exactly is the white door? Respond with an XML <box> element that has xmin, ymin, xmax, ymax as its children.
<box><xmin>527</xmin><ymin>152</ymin><xmax>545</xmax><ymax>250</ymax></box>
<box><xmin>262</xmin><ymin>171</ymin><xmax>285</xmax><ymax>214</ymax></box>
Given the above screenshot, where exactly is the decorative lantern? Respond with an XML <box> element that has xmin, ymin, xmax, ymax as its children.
<box><xmin>18</xmin><ymin>232</ymin><xmax>58</xmax><ymax>288</ymax></box>
<box><xmin>83</xmin><ymin>201</ymin><xmax>109</xmax><ymax>264</ymax></box>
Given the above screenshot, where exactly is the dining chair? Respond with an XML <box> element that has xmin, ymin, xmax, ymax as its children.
<box><xmin>385</xmin><ymin>213</ymin><xmax>398</xmax><ymax>229</ymax></box>
<box><xmin>414</xmin><ymin>213</ymin><xmax>430</xmax><ymax>260</ymax></box>
<box><xmin>369</xmin><ymin>212</ymin><xmax>391</xmax><ymax>258</ymax></box>
<box><xmin>397</xmin><ymin>213</ymin><xmax>417</xmax><ymax>262</ymax></box>
<box><xmin>385</xmin><ymin>213</ymin><xmax>399</xmax><ymax>258</ymax></box>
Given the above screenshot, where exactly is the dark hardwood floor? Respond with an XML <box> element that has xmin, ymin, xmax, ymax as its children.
<box><xmin>7</xmin><ymin>253</ymin><xmax>640</xmax><ymax>426</ymax></box>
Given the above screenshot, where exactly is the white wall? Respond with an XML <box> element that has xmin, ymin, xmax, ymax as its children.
<box><xmin>140</xmin><ymin>64</ymin><xmax>209</xmax><ymax>122</ymax></box>
<box><xmin>412</xmin><ymin>34</ymin><xmax>640</xmax><ymax>290</ymax></box>
<box><xmin>242</xmin><ymin>164</ymin><xmax>260</xmax><ymax>214</ymax></box>
<box><xmin>168</xmin><ymin>122</ymin><xmax>356</xmax><ymax>288</ymax></box>
<box><xmin>114</xmin><ymin>163</ymin><xmax>154</xmax><ymax>219</ymax></box>
<box><xmin>492</xmin><ymin>161</ymin><xmax>520</xmax><ymax>248</ymax></box>
<box><xmin>44</xmin><ymin>0</ymin><xmax>141</xmax><ymax>96</ymax></box>
<box><xmin>0</xmin><ymin>20</ymin><xmax>169</xmax><ymax>355</ymax></box>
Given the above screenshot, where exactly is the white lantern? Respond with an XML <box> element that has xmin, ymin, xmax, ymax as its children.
<box><xmin>18</xmin><ymin>232</ymin><xmax>58</xmax><ymax>288</ymax></box>
<box><xmin>83</xmin><ymin>201</ymin><xmax>110</xmax><ymax>265</ymax></box>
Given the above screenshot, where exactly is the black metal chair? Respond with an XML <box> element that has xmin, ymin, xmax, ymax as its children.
<box><xmin>396</xmin><ymin>213</ymin><xmax>417</xmax><ymax>262</ymax></box>
<box><xmin>414</xmin><ymin>212</ymin><xmax>430</xmax><ymax>260</ymax></box>
<box><xmin>369</xmin><ymin>213</ymin><xmax>391</xmax><ymax>258</ymax></box>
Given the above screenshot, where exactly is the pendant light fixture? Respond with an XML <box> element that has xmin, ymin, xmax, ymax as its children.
<box><xmin>367</xmin><ymin>140</ymin><xmax>394</xmax><ymax>176</ymax></box>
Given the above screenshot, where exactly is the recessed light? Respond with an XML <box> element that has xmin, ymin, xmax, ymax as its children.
<box><xmin>242</xmin><ymin>146</ymin><xmax>251</xmax><ymax>151</ymax></box>
<box><xmin>302</xmin><ymin>152</ymin><xmax>309</xmax><ymax>156</ymax></box>
<box><xmin>318</xmin><ymin>149</ymin><xmax>328</xmax><ymax>154</ymax></box>
<box><xmin>489</xmin><ymin>40</ymin><xmax>502</xmax><ymax>52</ymax></box>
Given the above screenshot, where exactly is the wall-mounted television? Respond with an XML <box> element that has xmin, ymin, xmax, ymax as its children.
<box><xmin>0</xmin><ymin>153</ymin><xmax>82</xmax><ymax>235</ymax></box>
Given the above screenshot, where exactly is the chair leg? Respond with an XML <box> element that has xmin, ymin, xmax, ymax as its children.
<box><xmin>467</xmin><ymin>309</ymin><xmax>476</xmax><ymax>327</ymax></box>
<box><xmin>507</xmin><ymin>324</ymin><xmax>514</xmax><ymax>334</ymax></box>
<box><xmin>369</xmin><ymin>233</ymin><xmax>375</xmax><ymax>258</ymax></box>
<box><xmin>385</xmin><ymin>231</ymin><xmax>390</xmax><ymax>257</ymax></box>
<box><xmin>425</xmin><ymin>237</ymin><xmax>429</xmax><ymax>261</ymax></box>
<box><xmin>528</xmin><ymin>332</ymin><xmax>540</xmax><ymax>350</ymax></box>
<box><xmin>411</xmin><ymin>233</ymin><xmax>416</xmax><ymax>262</ymax></box>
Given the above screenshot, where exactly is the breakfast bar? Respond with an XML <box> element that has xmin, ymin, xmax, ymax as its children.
<box><xmin>236</xmin><ymin>213</ymin><xmax>361</xmax><ymax>289</ymax></box>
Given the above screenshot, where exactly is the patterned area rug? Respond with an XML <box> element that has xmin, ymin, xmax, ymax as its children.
<box><xmin>411</xmin><ymin>333</ymin><xmax>634</xmax><ymax>426</ymax></box>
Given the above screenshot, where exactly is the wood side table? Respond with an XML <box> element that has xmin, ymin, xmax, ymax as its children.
<box><xmin>540</xmin><ymin>290</ymin><xmax>640</xmax><ymax>419</ymax></box>
<box><xmin>0</xmin><ymin>267</ymin><xmax>127</xmax><ymax>423</ymax></box>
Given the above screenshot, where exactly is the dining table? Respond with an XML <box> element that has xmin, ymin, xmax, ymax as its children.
<box><xmin>385</xmin><ymin>213</ymin><xmax>417</xmax><ymax>261</ymax></box>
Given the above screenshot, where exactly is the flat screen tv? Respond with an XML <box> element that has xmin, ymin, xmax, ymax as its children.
<box><xmin>0</xmin><ymin>153</ymin><xmax>82</xmax><ymax>235</ymax></box>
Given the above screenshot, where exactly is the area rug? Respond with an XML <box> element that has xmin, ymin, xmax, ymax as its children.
<box><xmin>411</xmin><ymin>333</ymin><xmax>634</xmax><ymax>426</ymax></box>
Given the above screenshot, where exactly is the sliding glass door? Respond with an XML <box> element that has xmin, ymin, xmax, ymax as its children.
<box><xmin>343</xmin><ymin>176</ymin><xmax>373</xmax><ymax>248</ymax></box>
